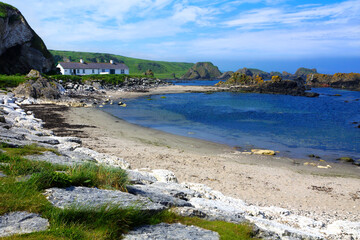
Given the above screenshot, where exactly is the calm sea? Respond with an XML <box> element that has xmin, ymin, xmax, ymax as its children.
<box><xmin>101</xmin><ymin>80</ymin><xmax>360</xmax><ymax>161</ymax></box>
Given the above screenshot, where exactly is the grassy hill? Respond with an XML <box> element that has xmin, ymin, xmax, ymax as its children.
<box><xmin>50</xmin><ymin>50</ymin><xmax>194</xmax><ymax>79</ymax></box>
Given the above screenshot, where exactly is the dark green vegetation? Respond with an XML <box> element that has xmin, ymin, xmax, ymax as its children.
<box><xmin>0</xmin><ymin>73</ymin><xmax>148</xmax><ymax>90</ymax></box>
<box><xmin>0</xmin><ymin>2</ymin><xmax>15</xmax><ymax>18</ymax></box>
<box><xmin>0</xmin><ymin>146</ymin><xmax>256</xmax><ymax>239</ymax></box>
<box><xmin>0</xmin><ymin>74</ymin><xmax>26</xmax><ymax>90</ymax></box>
<box><xmin>50</xmin><ymin>50</ymin><xmax>193</xmax><ymax>79</ymax></box>
<box><xmin>0</xmin><ymin>143</ymin><xmax>59</xmax><ymax>156</ymax></box>
<box><xmin>50</xmin><ymin>73</ymin><xmax>144</xmax><ymax>85</ymax></box>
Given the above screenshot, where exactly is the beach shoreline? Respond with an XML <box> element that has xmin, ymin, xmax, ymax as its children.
<box><xmin>23</xmin><ymin>84</ymin><xmax>360</xmax><ymax>222</ymax></box>
<box><xmin>43</xmin><ymin>85</ymin><xmax>360</xmax><ymax>223</ymax></box>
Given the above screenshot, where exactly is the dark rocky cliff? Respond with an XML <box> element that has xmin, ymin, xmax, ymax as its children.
<box><xmin>0</xmin><ymin>2</ymin><xmax>54</xmax><ymax>74</ymax></box>
<box><xmin>181</xmin><ymin>62</ymin><xmax>222</xmax><ymax>79</ymax></box>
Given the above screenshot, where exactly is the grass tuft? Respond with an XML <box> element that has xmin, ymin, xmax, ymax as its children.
<box><xmin>1</xmin><ymin>143</ymin><xmax>59</xmax><ymax>157</ymax></box>
<box><xmin>152</xmin><ymin>211</ymin><xmax>258</xmax><ymax>240</ymax></box>
<box><xmin>0</xmin><ymin>149</ymin><xmax>257</xmax><ymax>239</ymax></box>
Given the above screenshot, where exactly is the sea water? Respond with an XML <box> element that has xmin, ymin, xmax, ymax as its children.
<box><xmin>101</xmin><ymin>85</ymin><xmax>360</xmax><ymax>161</ymax></box>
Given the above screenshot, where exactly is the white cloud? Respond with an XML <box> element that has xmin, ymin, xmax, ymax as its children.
<box><xmin>224</xmin><ymin>0</ymin><xmax>360</xmax><ymax>29</ymax></box>
<box><xmin>4</xmin><ymin>0</ymin><xmax>360</xmax><ymax>65</ymax></box>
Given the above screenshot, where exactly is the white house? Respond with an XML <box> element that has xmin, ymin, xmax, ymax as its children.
<box><xmin>57</xmin><ymin>59</ymin><xmax>129</xmax><ymax>75</ymax></box>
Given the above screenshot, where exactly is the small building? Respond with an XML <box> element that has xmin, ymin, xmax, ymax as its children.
<box><xmin>57</xmin><ymin>59</ymin><xmax>129</xmax><ymax>75</ymax></box>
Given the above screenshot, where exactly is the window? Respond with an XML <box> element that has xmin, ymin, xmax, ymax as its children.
<box><xmin>65</xmin><ymin>70</ymin><xmax>67</xmax><ymax>73</ymax></box>
<box><xmin>102</xmin><ymin>69</ymin><xmax>105</xmax><ymax>72</ymax></box>
<box><xmin>77</xmin><ymin>69</ymin><xmax>80</xmax><ymax>73</ymax></box>
<box><xmin>92</xmin><ymin>69</ymin><xmax>95</xmax><ymax>74</ymax></box>
<box><xmin>83</xmin><ymin>69</ymin><xmax>85</xmax><ymax>74</ymax></box>
<box><xmin>121</xmin><ymin>69</ymin><xmax>125</xmax><ymax>74</ymax></box>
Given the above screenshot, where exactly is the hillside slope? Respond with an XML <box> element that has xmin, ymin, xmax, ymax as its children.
<box><xmin>50</xmin><ymin>50</ymin><xmax>193</xmax><ymax>79</ymax></box>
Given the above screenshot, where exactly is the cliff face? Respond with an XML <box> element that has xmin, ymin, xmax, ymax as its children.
<box><xmin>0</xmin><ymin>2</ymin><xmax>54</xmax><ymax>74</ymax></box>
<box><xmin>181</xmin><ymin>62</ymin><xmax>222</xmax><ymax>79</ymax></box>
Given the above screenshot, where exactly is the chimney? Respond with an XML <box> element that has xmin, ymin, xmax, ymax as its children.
<box><xmin>80</xmin><ymin>59</ymin><xmax>84</xmax><ymax>63</ymax></box>
<box><xmin>110</xmin><ymin>60</ymin><xmax>114</xmax><ymax>64</ymax></box>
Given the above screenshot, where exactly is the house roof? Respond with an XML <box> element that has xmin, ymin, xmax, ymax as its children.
<box><xmin>57</xmin><ymin>62</ymin><xmax>129</xmax><ymax>70</ymax></box>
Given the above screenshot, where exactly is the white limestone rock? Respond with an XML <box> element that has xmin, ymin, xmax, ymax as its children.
<box><xmin>126</xmin><ymin>169</ymin><xmax>158</xmax><ymax>185</ymax></box>
<box><xmin>123</xmin><ymin>223</ymin><xmax>220</xmax><ymax>240</ymax></box>
<box><xmin>326</xmin><ymin>220</ymin><xmax>360</xmax><ymax>239</ymax></box>
<box><xmin>151</xmin><ymin>169</ymin><xmax>178</xmax><ymax>183</ymax></box>
<box><xmin>44</xmin><ymin>186</ymin><xmax>165</xmax><ymax>212</ymax></box>
<box><xmin>74</xmin><ymin>147</ymin><xmax>130</xmax><ymax>169</ymax></box>
<box><xmin>0</xmin><ymin>212</ymin><xmax>49</xmax><ymax>237</ymax></box>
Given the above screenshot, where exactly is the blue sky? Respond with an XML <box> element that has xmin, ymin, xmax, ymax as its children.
<box><xmin>6</xmin><ymin>0</ymin><xmax>360</xmax><ymax>73</ymax></box>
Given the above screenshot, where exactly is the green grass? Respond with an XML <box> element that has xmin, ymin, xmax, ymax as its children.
<box><xmin>0</xmin><ymin>149</ymin><xmax>257</xmax><ymax>239</ymax></box>
<box><xmin>151</xmin><ymin>211</ymin><xmax>258</xmax><ymax>240</ymax></box>
<box><xmin>0</xmin><ymin>151</ymin><xmax>128</xmax><ymax>191</ymax></box>
<box><xmin>49</xmin><ymin>73</ymin><xmax>146</xmax><ymax>85</ymax></box>
<box><xmin>68</xmin><ymin>163</ymin><xmax>128</xmax><ymax>191</ymax></box>
<box><xmin>0</xmin><ymin>74</ymin><xmax>26</xmax><ymax>89</ymax></box>
<box><xmin>0</xmin><ymin>2</ymin><xmax>15</xmax><ymax>18</ymax></box>
<box><xmin>50</xmin><ymin>50</ymin><xmax>194</xmax><ymax>79</ymax></box>
<box><xmin>1</xmin><ymin>143</ymin><xmax>59</xmax><ymax>157</ymax></box>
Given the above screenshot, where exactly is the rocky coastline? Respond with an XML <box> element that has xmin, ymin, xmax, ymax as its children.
<box><xmin>1</xmin><ymin>87</ymin><xmax>360</xmax><ymax>239</ymax></box>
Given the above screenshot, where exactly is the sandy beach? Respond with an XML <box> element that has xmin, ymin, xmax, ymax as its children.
<box><xmin>56</xmin><ymin>85</ymin><xmax>360</xmax><ymax>222</ymax></box>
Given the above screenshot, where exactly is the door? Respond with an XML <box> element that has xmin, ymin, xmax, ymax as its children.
<box><xmin>110</xmin><ymin>69</ymin><xmax>115</xmax><ymax>74</ymax></box>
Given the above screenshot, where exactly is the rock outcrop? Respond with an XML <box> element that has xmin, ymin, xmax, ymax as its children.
<box><xmin>307</xmin><ymin>73</ymin><xmax>360</xmax><ymax>90</ymax></box>
<box><xmin>13</xmin><ymin>70</ymin><xmax>63</xmax><ymax>99</ymax></box>
<box><xmin>239</xmin><ymin>80</ymin><xmax>319</xmax><ymax>97</ymax></box>
<box><xmin>123</xmin><ymin>223</ymin><xmax>220</xmax><ymax>240</ymax></box>
<box><xmin>181</xmin><ymin>62</ymin><xmax>222</xmax><ymax>80</ymax></box>
<box><xmin>236</xmin><ymin>67</ymin><xmax>271</xmax><ymax>79</ymax></box>
<box><xmin>218</xmin><ymin>71</ymin><xmax>234</xmax><ymax>80</ymax></box>
<box><xmin>0</xmin><ymin>3</ymin><xmax>54</xmax><ymax>74</ymax></box>
<box><xmin>295</xmin><ymin>67</ymin><xmax>317</xmax><ymax>79</ymax></box>
<box><xmin>229</xmin><ymin>67</ymin><xmax>318</xmax><ymax>81</ymax></box>
<box><xmin>0</xmin><ymin>212</ymin><xmax>49</xmax><ymax>237</ymax></box>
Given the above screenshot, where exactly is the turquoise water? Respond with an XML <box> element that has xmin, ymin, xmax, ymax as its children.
<box><xmin>101</xmin><ymin>87</ymin><xmax>360</xmax><ymax>161</ymax></box>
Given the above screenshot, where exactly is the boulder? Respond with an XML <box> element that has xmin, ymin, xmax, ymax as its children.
<box><xmin>0</xmin><ymin>4</ymin><xmax>54</xmax><ymax>74</ymax></box>
<box><xmin>0</xmin><ymin>212</ymin><xmax>49</xmax><ymax>237</ymax></box>
<box><xmin>126</xmin><ymin>169</ymin><xmax>158</xmax><ymax>185</ymax></box>
<box><xmin>127</xmin><ymin>184</ymin><xmax>192</xmax><ymax>207</ymax></box>
<box><xmin>13</xmin><ymin>71</ymin><xmax>62</xmax><ymax>99</ymax></box>
<box><xmin>127</xmin><ymin>182</ymin><xmax>198</xmax><ymax>207</ymax></box>
<box><xmin>44</xmin><ymin>186</ymin><xmax>166</xmax><ymax>212</ymax></box>
<box><xmin>123</xmin><ymin>223</ymin><xmax>220</xmax><ymax>240</ymax></box>
<box><xmin>152</xmin><ymin>169</ymin><xmax>178</xmax><ymax>183</ymax></box>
